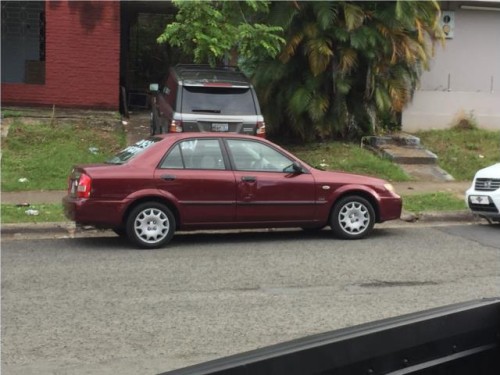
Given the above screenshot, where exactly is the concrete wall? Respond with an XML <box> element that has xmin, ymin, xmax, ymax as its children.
<box><xmin>1</xmin><ymin>1</ymin><xmax>120</xmax><ymax>110</ymax></box>
<box><xmin>402</xmin><ymin>6</ymin><xmax>500</xmax><ymax>131</ymax></box>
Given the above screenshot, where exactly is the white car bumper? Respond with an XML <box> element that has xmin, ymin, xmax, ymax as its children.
<box><xmin>465</xmin><ymin>163</ymin><xmax>500</xmax><ymax>222</ymax></box>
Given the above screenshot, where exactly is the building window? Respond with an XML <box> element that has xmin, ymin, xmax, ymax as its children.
<box><xmin>1</xmin><ymin>1</ymin><xmax>45</xmax><ymax>84</ymax></box>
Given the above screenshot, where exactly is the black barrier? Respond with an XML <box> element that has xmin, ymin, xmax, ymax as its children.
<box><xmin>158</xmin><ymin>298</ymin><xmax>500</xmax><ymax>375</ymax></box>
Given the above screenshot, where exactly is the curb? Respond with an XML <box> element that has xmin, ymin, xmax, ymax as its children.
<box><xmin>1</xmin><ymin>211</ymin><xmax>483</xmax><ymax>239</ymax></box>
<box><xmin>400</xmin><ymin>210</ymin><xmax>477</xmax><ymax>223</ymax></box>
<box><xmin>1</xmin><ymin>222</ymin><xmax>75</xmax><ymax>237</ymax></box>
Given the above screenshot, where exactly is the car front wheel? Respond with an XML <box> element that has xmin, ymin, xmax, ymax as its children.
<box><xmin>330</xmin><ymin>195</ymin><xmax>375</xmax><ymax>239</ymax></box>
<box><xmin>126</xmin><ymin>202</ymin><xmax>175</xmax><ymax>249</ymax></box>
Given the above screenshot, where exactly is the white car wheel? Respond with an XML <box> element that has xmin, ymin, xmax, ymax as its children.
<box><xmin>127</xmin><ymin>202</ymin><xmax>175</xmax><ymax>249</ymax></box>
<box><xmin>331</xmin><ymin>195</ymin><xmax>375</xmax><ymax>239</ymax></box>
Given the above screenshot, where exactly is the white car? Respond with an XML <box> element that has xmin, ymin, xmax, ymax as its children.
<box><xmin>465</xmin><ymin>163</ymin><xmax>500</xmax><ymax>223</ymax></box>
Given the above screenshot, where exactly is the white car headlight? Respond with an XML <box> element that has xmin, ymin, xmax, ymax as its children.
<box><xmin>384</xmin><ymin>183</ymin><xmax>395</xmax><ymax>192</ymax></box>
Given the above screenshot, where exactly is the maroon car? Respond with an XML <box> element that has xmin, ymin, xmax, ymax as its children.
<box><xmin>63</xmin><ymin>134</ymin><xmax>402</xmax><ymax>248</ymax></box>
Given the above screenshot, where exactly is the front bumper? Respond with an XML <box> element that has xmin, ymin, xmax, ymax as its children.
<box><xmin>465</xmin><ymin>187</ymin><xmax>500</xmax><ymax>221</ymax></box>
<box><xmin>378</xmin><ymin>195</ymin><xmax>403</xmax><ymax>222</ymax></box>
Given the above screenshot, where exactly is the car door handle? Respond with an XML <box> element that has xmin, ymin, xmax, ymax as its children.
<box><xmin>161</xmin><ymin>174</ymin><xmax>176</xmax><ymax>181</ymax></box>
<box><xmin>241</xmin><ymin>176</ymin><xmax>256</xmax><ymax>182</ymax></box>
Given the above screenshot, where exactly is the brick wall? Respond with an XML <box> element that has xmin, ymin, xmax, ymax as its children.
<box><xmin>1</xmin><ymin>1</ymin><xmax>120</xmax><ymax>110</ymax></box>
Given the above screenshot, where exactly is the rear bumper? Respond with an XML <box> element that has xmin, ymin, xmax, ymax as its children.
<box><xmin>62</xmin><ymin>195</ymin><xmax>126</xmax><ymax>228</ymax></box>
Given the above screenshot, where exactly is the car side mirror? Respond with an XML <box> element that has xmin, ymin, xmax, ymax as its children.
<box><xmin>284</xmin><ymin>161</ymin><xmax>304</xmax><ymax>174</ymax></box>
<box><xmin>149</xmin><ymin>83</ymin><xmax>159</xmax><ymax>92</ymax></box>
<box><xmin>292</xmin><ymin>161</ymin><xmax>304</xmax><ymax>174</ymax></box>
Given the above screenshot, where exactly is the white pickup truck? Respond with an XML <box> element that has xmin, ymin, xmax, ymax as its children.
<box><xmin>465</xmin><ymin>163</ymin><xmax>500</xmax><ymax>223</ymax></box>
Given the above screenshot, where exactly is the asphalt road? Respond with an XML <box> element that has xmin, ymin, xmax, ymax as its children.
<box><xmin>2</xmin><ymin>222</ymin><xmax>499</xmax><ymax>375</ymax></box>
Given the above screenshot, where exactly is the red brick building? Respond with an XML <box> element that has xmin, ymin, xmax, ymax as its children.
<box><xmin>1</xmin><ymin>1</ymin><xmax>173</xmax><ymax>111</ymax></box>
<box><xmin>2</xmin><ymin>1</ymin><xmax>120</xmax><ymax>109</ymax></box>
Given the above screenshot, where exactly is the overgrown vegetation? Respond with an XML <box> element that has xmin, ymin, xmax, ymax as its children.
<box><xmin>1</xmin><ymin>119</ymin><xmax>126</xmax><ymax>191</ymax></box>
<box><xmin>253</xmin><ymin>1</ymin><xmax>443</xmax><ymax>141</ymax></box>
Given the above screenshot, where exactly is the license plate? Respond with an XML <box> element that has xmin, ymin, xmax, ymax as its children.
<box><xmin>212</xmin><ymin>123</ymin><xmax>228</xmax><ymax>132</ymax></box>
<box><xmin>470</xmin><ymin>195</ymin><xmax>490</xmax><ymax>205</ymax></box>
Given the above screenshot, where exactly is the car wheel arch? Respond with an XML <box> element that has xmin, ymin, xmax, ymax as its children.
<box><xmin>329</xmin><ymin>190</ymin><xmax>380</xmax><ymax>223</ymax></box>
<box><xmin>122</xmin><ymin>196</ymin><xmax>181</xmax><ymax>230</ymax></box>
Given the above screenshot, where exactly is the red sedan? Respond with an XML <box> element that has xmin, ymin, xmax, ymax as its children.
<box><xmin>63</xmin><ymin>134</ymin><xmax>402</xmax><ymax>248</ymax></box>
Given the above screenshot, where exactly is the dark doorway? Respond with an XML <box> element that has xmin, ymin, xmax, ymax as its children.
<box><xmin>120</xmin><ymin>1</ymin><xmax>177</xmax><ymax>113</ymax></box>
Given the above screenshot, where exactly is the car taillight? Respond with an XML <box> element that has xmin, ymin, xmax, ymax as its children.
<box><xmin>256</xmin><ymin>121</ymin><xmax>266</xmax><ymax>138</ymax></box>
<box><xmin>76</xmin><ymin>173</ymin><xmax>92</xmax><ymax>199</ymax></box>
<box><xmin>169</xmin><ymin>120</ymin><xmax>183</xmax><ymax>133</ymax></box>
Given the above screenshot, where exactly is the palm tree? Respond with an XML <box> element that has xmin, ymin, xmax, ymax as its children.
<box><xmin>251</xmin><ymin>1</ymin><xmax>443</xmax><ymax>141</ymax></box>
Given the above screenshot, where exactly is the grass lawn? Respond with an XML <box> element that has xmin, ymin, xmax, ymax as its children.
<box><xmin>288</xmin><ymin>141</ymin><xmax>411</xmax><ymax>182</ymax></box>
<box><xmin>1</xmin><ymin>203</ymin><xmax>66</xmax><ymax>223</ymax></box>
<box><xmin>1</xmin><ymin>118</ymin><xmax>126</xmax><ymax>192</ymax></box>
<box><xmin>402</xmin><ymin>192</ymin><xmax>467</xmax><ymax>214</ymax></box>
<box><xmin>416</xmin><ymin>127</ymin><xmax>500</xmax><ymax>181</ymax></box>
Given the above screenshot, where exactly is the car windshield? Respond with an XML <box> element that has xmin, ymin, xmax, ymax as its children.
<box><xmin>181</xmin><ymin>86</ymin><xmax>256</xmax><ymax>115</ymax></box>
<box><xmin>106</xmin><ymin>138</ymin><xmax>161</xmax><ymax>164</ymax></box>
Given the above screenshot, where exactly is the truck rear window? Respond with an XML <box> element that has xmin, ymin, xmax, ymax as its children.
<box><xmin>181</xmin><ymin>86</ymin><xmax>256</xmax><ymax>116</ymax></box>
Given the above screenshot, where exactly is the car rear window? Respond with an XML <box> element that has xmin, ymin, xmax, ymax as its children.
<box><xmin>106</xmin><ymin>138</ymin><xmax>161</xmax><ymax>164</ymax></box>
<box><xmin>181</xmin><ymin>86</ymin><xmax>256</xmax><ymax>116</ymax></box>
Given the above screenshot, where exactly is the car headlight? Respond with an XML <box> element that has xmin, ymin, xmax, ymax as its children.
<box><xmin>384</xmin><ymin>183</ymin><xmax>395</xmax><ymax>192</ymax></box>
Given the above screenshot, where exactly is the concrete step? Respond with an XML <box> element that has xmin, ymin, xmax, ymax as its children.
<box><xmin>363</xmin><ymin>134</ymin><xmax>455</xmax><ymax>182</ymax></box>
<box><xmin>365</xmin><ymin>134</ymin><xmax>421</xmax><ymax>148</ymax></box>
<box><xmin>399</xmin><ymin>164</ymin><xmax>455</xmax><ymax>182</ymax></box>
<box><xmin>378</xmin><ymin>145</ymin><xmax>438</xmax><ymax>165</ymax></box>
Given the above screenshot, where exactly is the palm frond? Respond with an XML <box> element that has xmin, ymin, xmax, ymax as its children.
<box><xmin>342</xmin><ymin>3</ymin><xmax>365</xmax><ymax>31</ymax></box>
<box><xmin>312</xmin><ymin>2</ymin><xmax>339</xmax><ymax>31</ymax></box>
<box><xmin>280</xmin><ymin>32</ymin><xmax>304</xmax><ymax>62</ymax></box>
<box><xmin>306</xmin><ymin>38</ymin><xmax>333</xmax><ymax>76</ymax></box>
<box><xmin>308</xmin><ymin>95</ymin><xmax>330</xmax><ymax>122</ymax></box>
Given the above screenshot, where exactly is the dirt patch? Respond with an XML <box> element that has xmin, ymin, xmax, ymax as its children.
<box><xmin>2</xmin><ymin>106</ymin><xmax>122</xmax><ymax>132</ymax></box>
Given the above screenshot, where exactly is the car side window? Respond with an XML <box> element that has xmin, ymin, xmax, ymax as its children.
<box><xmin>161</xmin><ymin>139</ymin><xmax>225</xmax><ymax>170</ymax></box>
<box><xmin>227</xmin><ymin>140</ymin><xmax>293</xmax><ymax>172</ymax></box>
<box><xmin>161</xmin><ymin>144</ymin><xmax>184</xmax><ymax>169</ymax></box>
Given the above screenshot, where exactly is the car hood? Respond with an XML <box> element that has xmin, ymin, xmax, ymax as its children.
<box><xmin>474</xmin><ymin>163</ymin><xmax>500</xmax><ymax>178</ymax></box>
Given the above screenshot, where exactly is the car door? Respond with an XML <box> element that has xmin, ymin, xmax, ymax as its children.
<box><xmin>225</xmin><ymin>139</ymin><xmax>316</xmax><ymax>224</ymax></box>
<box><xmin>155</xmin><ymin>138</ymin><xmax>236</xmax><ymax>225</ymax></box>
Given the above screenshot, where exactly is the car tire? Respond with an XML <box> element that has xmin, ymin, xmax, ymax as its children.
<box><xmin>330</xmin><ymin>195</ymin><xmax>375</xmax><ymax>239</ymax></box>
<box><xmin>150</xmin><ymin>107</ymin><xmax>160</xmax><ymax>136</ymax></box>
<box><xmin>126</xmin><ymin>202</ymin><xmax>176</xmax><ymax>249</ymax></box>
